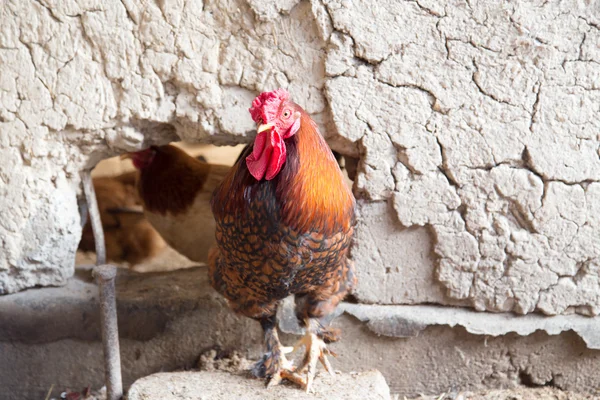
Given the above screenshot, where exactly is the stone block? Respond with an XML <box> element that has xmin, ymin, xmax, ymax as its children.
<box><xmin>127</xmin><ymin>370</ymin><xmax>391</xmax><ymax>400</ymax></box>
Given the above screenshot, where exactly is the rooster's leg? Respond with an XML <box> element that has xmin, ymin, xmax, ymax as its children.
<box><xmin>291</xmin><ymin>318</ymin><xmax>337</xmax><ymax>393</ymax></box>
<box><xmin>290</xmin><ymin>289</ymin><xmax>350</xmax><ymax>393</ymax></box>
<box><xmin>251</xmin><ymin>314</ymin><xmax>305</xmax><ymax>388</ymax></box>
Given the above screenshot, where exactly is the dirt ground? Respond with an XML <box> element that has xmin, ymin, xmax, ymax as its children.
<box><xmin>196</xmin><ymin>352</ymin><xmax>596</xmax><ymax>400</ymax></box>
<box><xmin>198</xmin><ymin>352</ymin><xmax>596</xmax><ymax>400</ymax></box>
<box><xmin>48</xmin><ymin>381</ymin><xmax>595</xmax><ymax>400</ymax></box>
<box><xmin>408</xmin><ymin>388</ymin><xmax>594</xmax><ymax>400</ymax></box>
<box><xmin>47</xmin><ymin>344</ymin><xmax>595</xmax><ymax>400</ymax></box>
<box><xmin>75</xmin><ymin>245</ymin><xmax>199</xmax><ymax>273</ymax></box>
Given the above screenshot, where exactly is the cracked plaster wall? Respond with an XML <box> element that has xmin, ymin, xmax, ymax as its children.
<box><xmin>2</xmin><ymin>0</ymin><xmax>600</xmax><ymax>318</ymax></box>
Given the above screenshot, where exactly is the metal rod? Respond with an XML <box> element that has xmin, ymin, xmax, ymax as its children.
<box><xmin>81</xmin><ymin>171</ymin><xmax>106</xmax><ymax>265</ymax></box>
<box><xmin>82</xmin><ymin>170</ymin><xmax>123</xmax><ymax>400</ymax></box>
<box><xmin>93</xmin><ymin>265</ymin><xmax>123</xmax><ymax>400</ymax></box>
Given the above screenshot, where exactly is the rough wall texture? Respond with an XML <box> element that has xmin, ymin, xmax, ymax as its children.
<box><xmin>2</xmin><ymin>0</ymin><xmax>600</xmax><ymax>317</ymax></box>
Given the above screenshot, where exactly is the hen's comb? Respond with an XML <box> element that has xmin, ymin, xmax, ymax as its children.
<box><xmin>249</xmin><ymin>88</ymin><xmax>289</xmax><ymax>124</ymax></box>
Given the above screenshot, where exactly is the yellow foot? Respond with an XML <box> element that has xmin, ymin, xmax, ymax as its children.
<box><xmin>264</xmin><ymin>345</ymin><xmax>300</xmax><ymax>388</ymax></box>
<box><xmin>270</xmin><ymin>368</ymin><xmax>307</xmax><ymax>389</ymax></box>
<box><xmin>291</xmin><ymin>332</ymin><xmax>336</xmax><ymax>393</ymax></box>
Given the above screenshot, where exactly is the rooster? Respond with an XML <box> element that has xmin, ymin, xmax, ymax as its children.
<box><xmin>209</xmin><ymin>89</ymin><xmax>356</xmax><ymax>392</ymax></box>
<box><xmin>121</xmin><ymin>145</ymin><xmax>231</xmax><ymax>264</ymax></box>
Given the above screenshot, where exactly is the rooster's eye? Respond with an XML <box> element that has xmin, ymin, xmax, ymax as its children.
<box><xmin>282</xmin><ymin>110</ymin><xmax>290</xmax><ymax>118</ymax></box>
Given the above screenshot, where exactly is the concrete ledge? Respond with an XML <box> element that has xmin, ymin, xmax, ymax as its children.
<box><xmin>1</xmin><ymin>266</ymin><xmax>600</xmax><ymax>399</ymax></box>
<box><xmin>5</xmin><ymin>266</ymin><xmax>599</xmax><ymax>347</ymax></box>
<box><xmin>127</xmin><ymin>370</ymin><xmax>391</xmax><ymax>400</ymax></box>
<box><xmin>340</xmin><ymin>303</ymin><xmax>600</xmax><ymax>348</ymax></box>
<box><xmin>0</xmin><ymin>265</ymin><xmax>227</xmax><ymax>343</ymax></box>
<box><xmin>279</xmin><ymin>299</ymin><xmax>600</xmax><ymax>350</ymax></box>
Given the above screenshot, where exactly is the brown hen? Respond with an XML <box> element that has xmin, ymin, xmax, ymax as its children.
<box><xmin>123</xmin><ymin>145</ymin><xmax>231</xmax><ymax>264</ymax></box>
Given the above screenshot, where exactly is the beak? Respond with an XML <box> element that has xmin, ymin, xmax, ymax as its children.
<box><xmin>257</xmin><ymin>122</ymin><xmax>275</xmax><ymax>133</ymax></box>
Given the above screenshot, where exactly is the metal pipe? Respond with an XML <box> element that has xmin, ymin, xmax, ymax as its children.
<box><xmin>81</xmin><ymin>170</ymin><xmax>123</xmax><ymax>400</ymax></box>
<box><xmin>81</xmin><ymin>171</ymin><xmax>106</xmax><ymax>265</ymax></box>
<box><xmin>93</xmin><ymin>265</ymin><xmax>123</xmax><ymax>400</ymax></box>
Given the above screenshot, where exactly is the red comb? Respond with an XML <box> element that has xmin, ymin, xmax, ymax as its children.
<box><xmin>249</xmin><ymin>88</ymin><xmax>289</xmax><ymax>124</ymax></box>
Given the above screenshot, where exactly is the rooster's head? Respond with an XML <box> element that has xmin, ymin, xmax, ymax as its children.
<box><xmin>246</xmin><ymin>88</ymin><xmax>302</xmax><ymax>181</ymax></box>
<box><xmin>121</xmin><ymin>146</ymin><xmax>157</xmax><ymax>170</ymax></box>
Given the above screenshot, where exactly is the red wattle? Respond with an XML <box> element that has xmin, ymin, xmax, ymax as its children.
<box><xmin>246</xmin><ymin>130</ymin><xmax>286</xmax><ymax>181</ymax></box>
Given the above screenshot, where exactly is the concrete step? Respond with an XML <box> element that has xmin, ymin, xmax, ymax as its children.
<box><xmin>127</xmin><ymin>370</ymin><xmax>391</xmax><ymax>400</ymax></box>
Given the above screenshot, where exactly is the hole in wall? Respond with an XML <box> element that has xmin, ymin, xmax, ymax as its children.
<box><xmin>518</xmin><ymin>370</ymin><xmax>538</xmax><ymax>387</ymax></box>
<box><xmin>77</xmin><ymin>142</ymin><xmax>246</xmax><ymax>273</ymax></box>
<box><xmin>518</xmin><ymin>370</ymin><xmax>562</xmax><ymax>389</ymax></box>
<box><xmin>343</xmin><ymin>293</ymin><xmax>359</xmax><ymax>304</ymax></box>
<box><xmin>332</xmin><ymin>150</ymin><xmax>356</xmax><ymax>188</ymax></box>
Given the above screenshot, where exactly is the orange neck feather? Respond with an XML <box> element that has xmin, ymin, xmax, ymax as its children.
<box><xmin>278</xmin><ymin>113</ymin><xmax>355</xmax><ymax>234</ymax></box>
